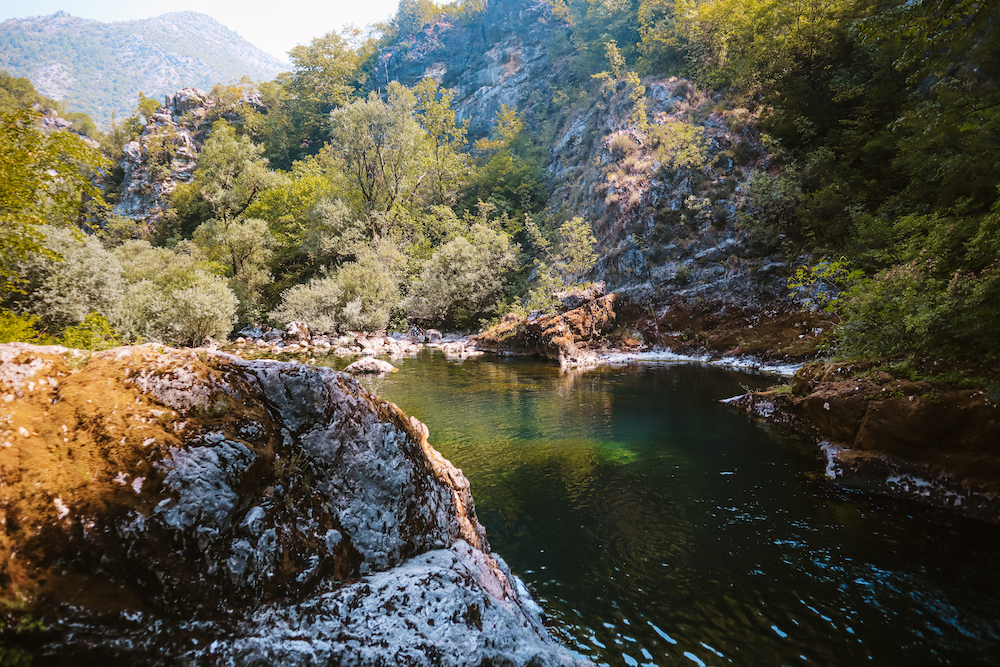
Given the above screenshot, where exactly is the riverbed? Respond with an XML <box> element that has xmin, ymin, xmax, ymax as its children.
<box><xmin>336</xmin><ymin>351</ymin><xmax>1000</xmax><ymax>666</ymax></box>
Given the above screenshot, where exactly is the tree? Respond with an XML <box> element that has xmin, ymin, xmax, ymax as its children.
<box><xmin>404</xmin><ymin>223</ymin><xmax>518</xmax><ymax>328</ymax></box>
<box><xmin>413</xmin><ymin>78</ymin><xmax>471</xmax><ymax>206</ymax></box>
<box><xmin>193</xmin><ymin>121</ymin><xmax>283</xmax><ymax>225</ymax></box>
<box><xmin>269</xmin><ymin>238</ymin><xmax>402</xmax><ymax>333</ymax></box>
<box><xmin>192</xmin><ymin>217</ymin><xmax>274</xmax><ymax>322</ymax></box>
<box><xmin>0</xmin><ymin>109</ymin><xmax>110</xmax><ymax>285</ymax></box>
<box><xmin>328</xmin><ymin>83</ymin><xmax>426</xmax><ymax>218</ymax></box>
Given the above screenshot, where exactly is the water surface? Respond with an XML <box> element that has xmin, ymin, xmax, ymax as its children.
<box><xmin>341</xmin><ymin>351</ymin><xmax>1000</xmax><ymax>666</ymax></box>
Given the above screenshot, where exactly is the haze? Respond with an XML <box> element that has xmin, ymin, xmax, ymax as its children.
<box><xmin>0</xmin><ymin>0</ymin><xmax>401</xmax><ymax>62</ymax></box>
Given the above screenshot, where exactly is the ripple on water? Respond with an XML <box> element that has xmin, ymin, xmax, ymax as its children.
<box><xmin>350</xmin><ymin>352</ymin><xmax>1000</xmax><ymax>666</ymax></box>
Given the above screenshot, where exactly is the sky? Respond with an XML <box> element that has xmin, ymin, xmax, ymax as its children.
<box><xmin>0</xmin><ymin>0</ymin><xmax>402</xmax><ymax>62</ymax></box>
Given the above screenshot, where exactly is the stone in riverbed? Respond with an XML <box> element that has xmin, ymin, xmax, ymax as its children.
<box><xmin>344</xmin><ymin>357</ymin><xmax>397</xmax><ymax>374</ymax></box>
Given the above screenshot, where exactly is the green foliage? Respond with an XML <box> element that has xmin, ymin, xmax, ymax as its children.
<box><xmin>404</xmin><ymin>223</ymin><xmax>518</xmax><ymax>328</ymax></box>
<box><xmin>113</xmin><ymin>241</ymin><xmax>238</xmax><ymax>345</ymax></box>
<box><xmin>192</xmin><ymin>121</ymin><xmax>284</xmax><ymax>225</ymax></box>
<box><xmin>60</xmin><ymin>313</ymin><xmax>123</xmax><ymax>350</ymax></box>
<box><xmin>523</xmin><ymin>216</ymin><xmax>598</xmax><ymax>312</ymax></box>
<box><xmin>648</xmin><ymin>119</ymin><xmax>708</xmax><ymax>170</ymax></box>
<box><xmin>0</xmin><ymin>309</ymin><xmax>52</xmax><ymax>344</ymax></box>
<box><xmin>192</xmin><ymin>217</ymin><xmax>275</xmax><ymax>323</ymax></box>
<box><xmin>0</xmin><ymin>109</ymin><xmax>110</xmax><ymax>284</ymax></box>
<box><xmin>1</xmin><ymin>226</ymin><xmax>123</xmax><ymax>334</ymax></box>
<box><xmin>269</xmin><ymin>239</ymin><xmax>402</xmax><ymax>333</ymax></box>
<box><xmin>462</xmin><ymin>106</ymin><xmax>549</xmax><ymax>226</ymax></box>
<box><xmin>328</xmin><ymin>83</ymin><xmax>426</xmax><ymax>215</ymax></box>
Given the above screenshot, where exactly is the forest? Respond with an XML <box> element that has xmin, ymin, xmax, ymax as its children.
<box><xmin>1</xmin><ymin>0</ymin><xmax>997</xmax><ymax>386</ymax></box>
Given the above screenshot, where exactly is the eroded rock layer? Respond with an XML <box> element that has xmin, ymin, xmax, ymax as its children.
<box><xmin>0</xmin><ymin>343</ymin><xmax>587</xmax><ymax>665</ymax></box>
<box><xmin>727</xmin><ymin>361</ymin><xmax>1000</xmax><ymax>520</ymax></box>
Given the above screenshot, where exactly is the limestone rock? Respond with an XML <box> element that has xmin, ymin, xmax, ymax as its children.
<box><xmin>475</xmin><ymin>294</ymin><xmax>617</xmax><ymax>367</ymax></box>
<box><xmin>344</xmin><ymin>357</ymin><xmax>397</xmax><ymax>374</ymax></box>
<box><xmin>0</xmin><ymin>343</ymin><xmax>586</xmax><ymax>665</ymax></box>
<box><xmin>283</xmin><ymin>320</ymin><xmax>311</xmax><ymax>345</ymax></box>
<box><xmin>725</xmin><ymin>362</ymin><xmax>1000</xmax><ymax>520</ymax></box>
<box><xmin>556</xmin><ymin>281</ymin><xmax>605</xmax><ymax>312</ymax></box>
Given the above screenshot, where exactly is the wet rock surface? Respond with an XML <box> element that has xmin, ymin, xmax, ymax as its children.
<box><xmin>0</xmin><ymin>343</ymin><xmax>588</xmax><ymax>665</ymax></box>
<box><xmin>726</xmin><ymin>361</ymin><xmax>1000</xmax><ymax>520</ymax></box>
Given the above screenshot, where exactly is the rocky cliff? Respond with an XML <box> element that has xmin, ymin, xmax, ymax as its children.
<box><xmin>377</xmin><ymin>0</ymin><xmax>564</xmax><ymax>138</ymax></box>
<box><xmin>380</xmin><ymin>3</ymin><xmax>821</xmax><ymax>358</ymax></box>
<box><xmin>0</xmin><ymin>342</ymin><xmax>588</xmax><ymax>665</ymax></box>
<box><xmin>112</xmin><ymin>87</ymin><xmax>212</xmax><ymax>229</ymax></box>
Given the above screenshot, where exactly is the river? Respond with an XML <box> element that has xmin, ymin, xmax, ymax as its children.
<box><xmin>339</xmin><ymin>351</ymin><xmax>1000</xmax><ymax>666</ymax></box>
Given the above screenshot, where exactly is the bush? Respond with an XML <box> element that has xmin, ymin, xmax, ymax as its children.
<box><xmin>404</xmin><ymin>223</ymin><xmax>518</xmax><ymax>328</ymax></box>
<box><xmin>113</xmin><ymin>241</ymin><xmax>238</xmax><ymax>345</ymax></box>
<box><xmin>1</xmin><ymin>226</ymin><xmax>123</xmax><ymax>333</ymax></box>
<box><xmin>269</xmin><ymin>239</ymin><xmax>402</xmax><ymax>333</ymax></box>
<box><xmin>268</xmin><ymin>276</ymin><xmax>343</xmax><ymax>334</ymax></box>
<box><xmin>0</xmin><ymin>309</ymin><xmax>52</xmax><ymax>344</ymax></box>
<box><xmin>61</xmin><ymin>313</ymin><xmax>124</xmax><ymax>350</ymax></box>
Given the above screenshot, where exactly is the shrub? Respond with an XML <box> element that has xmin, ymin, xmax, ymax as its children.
<box><xmin>269</xmin><ymin>239</ymin><xmax>402</xmax><ymax>333</ymax></box>
<box><xmin>404</xmin><ymin>223</ymin><xmax>518</xmax><ymax>328</ymax></box>
<box><xmin>61</xmin><ymin>313</ymin><xmax>124</xmax><ymax>350</ymax></box>
<box><xmin>113</xmin><ymin>240</ymin><xmax>238</xmax><ymax>345</ymax></box>
<box><xmin>0</xmin><ymin>309</ymin><xmax>52</xmax><ymax>344</ymax></box>
<box><xmin>1</xmin><ymin>226</ymin><xmax>123</xmax><ymax>333</ymax></box>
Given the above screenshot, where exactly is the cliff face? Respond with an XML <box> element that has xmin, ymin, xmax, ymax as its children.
<box><xmin>0</xmin><ymin>343</ymin><xmax>587</xmax><ymax>665</ymax></box>
<box><xmin>112</xmin><ymin>87</ymin><xmax>211</xmax><ymax>229</ymax></box>
<box><xmin>377</xmin><ymin>0</ymin><xmax>565</xmax><ymax>137</ymax></box>
<box><xmin>380</xmin><ymin>4</ymin><xmax>807</xmax><ymax>344</ymax></box>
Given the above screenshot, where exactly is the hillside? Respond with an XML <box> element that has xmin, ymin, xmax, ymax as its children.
<box><xmin>0</xmin><ymin>10</ymin><xmax>287</xmax><ymax>128</ymax></box>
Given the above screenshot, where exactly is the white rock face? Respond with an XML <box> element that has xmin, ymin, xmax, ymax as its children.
<box><xmin>0</xmin><ymin>344</ymin><xmax>589</xmax><ymax>665</ymax></box>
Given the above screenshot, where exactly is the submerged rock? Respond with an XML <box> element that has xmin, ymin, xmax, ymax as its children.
<box><xmin>0</xmin><ymin>342</ymin><xmax>588</xmax><ymax>665</ymax></box>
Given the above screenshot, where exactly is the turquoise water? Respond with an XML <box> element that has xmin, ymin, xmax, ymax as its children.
<box><xmin>344</xmin><ymin>351</ymin><xmax>1000</xmax><ymax>666</ymax></box>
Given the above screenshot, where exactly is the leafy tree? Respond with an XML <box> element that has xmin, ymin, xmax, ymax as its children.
<box><xmin>404</xmin><ymin>223</ymin><xmax>518</xmax><ymax>328</ymax></box>
<box><xmin>0</xmin><ymin>109</ymin><xmax>110</xmax><ymax>284</ymax></box>
<box><xmin>192</xmin><ymin>120</ymin><xmax>284</xmax><ymax>225</ymax></box>
<box><xmin>328</xmin><ymin>83</ymin><xmax>426</xmax><ymax>217</ymax></box>
<box><xmin>413</xmin><ymin>78</ymin><xmax>471</xmax><ymax>206</ymax></box>
<box><xmin>192</xmin><ymin>217</ymin><xmax>274</xmax><ymax>322</ymax></box>
<box><xmin>461</xmin><ymin>105</ymin><xmax>549</xmax><ymax>229</ymax></box>
<box><xmin>523</xmin><ymin>216</ymin><xmax>598</xmax><ymax>312</ymax></box>
<box><xmin>275</xmin><ymin>27</ymin><xmax>374</xmax><ymax>162</ymax></box>
<box><xmin>270</xmin><ymin>238</ymin><xmax>402</xmax><ymax>333</ymax></box>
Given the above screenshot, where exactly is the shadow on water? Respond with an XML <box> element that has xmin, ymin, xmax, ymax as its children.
<box><xmin>329</xmin><ymin>350</ymin><xmax>1000</xmax><ymax>666</ymax></box>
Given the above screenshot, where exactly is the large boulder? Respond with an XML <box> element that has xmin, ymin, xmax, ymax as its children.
<box><xmin>0</xmin><ymin>342</ymin><xmax>589</xmax><ymax>665</ymax></box>
<box><xmin>475</xmin><ymin>294</ymin><xmax>617</xmax><ymax>367</ymax></box>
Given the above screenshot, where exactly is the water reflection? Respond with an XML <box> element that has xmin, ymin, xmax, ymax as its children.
<box><xmin>334</xmin><ymin>351</ymin><xmax>1000</xmax><ymax>666</ymax></box>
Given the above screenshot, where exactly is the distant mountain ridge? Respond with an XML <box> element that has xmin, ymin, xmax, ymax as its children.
<box><xmin>0</xmin><ymin>10</ymin><xmax>287</xmax><ymax>128</ymax></box>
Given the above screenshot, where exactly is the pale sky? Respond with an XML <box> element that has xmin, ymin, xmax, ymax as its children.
<box><xmin>0</xmin><ymin>0</ymin><xmax>402</xmax><ymax>62</ymax></box>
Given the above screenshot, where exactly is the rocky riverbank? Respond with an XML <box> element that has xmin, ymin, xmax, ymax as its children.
<box><xmin>726</xmin><ymin>361</ymin><xmax>1000</xmax><ymax>521</ymax></box>
<box><xmin>0</xmin><ymin>342</ymin><xmax>590</xmax><ymax>665</ymax></box>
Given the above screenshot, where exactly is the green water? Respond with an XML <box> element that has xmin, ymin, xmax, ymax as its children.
<box><xmin>343</xmin><ymin>351</ymin><xmax>1000</xmax><ymax>666</ymax></box>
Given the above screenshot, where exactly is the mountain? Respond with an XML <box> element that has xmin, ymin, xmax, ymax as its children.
<box><xmin>0</xmin><ymin>10</ymin><xmax>287</xmax><ymax>128</ymax></box>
